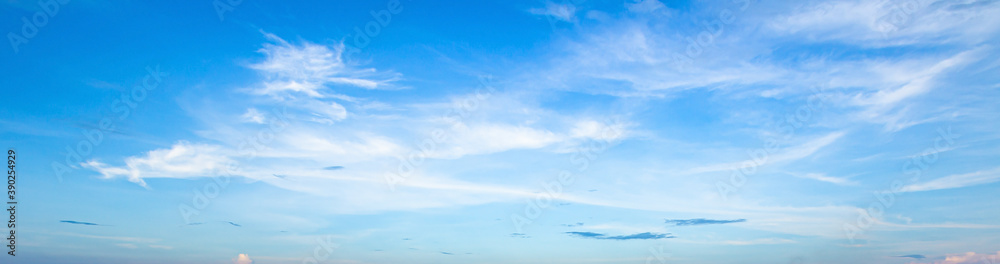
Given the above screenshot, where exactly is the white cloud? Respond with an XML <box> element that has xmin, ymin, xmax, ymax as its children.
<box><xmin>569</xmin><ymin>119</ymin><xmax>626</xmax><ymax>141</ymax></box>
<box><xmin>850</xmin><ymin>47</ymin><xmax>982</xmax><ymax>113</ymax></box>
<box><xmin>148</xmin><ymin>245</ymin><xmax>173</xmax><ymax>250</ymax></box>
<box><xmin>244</xmin><ymin>33</ymin><xmax>400</xmax><ymax>125</ymax></box>
<box><xmin>784</xmin><ymin>47</ymin><xmax>989</xmax><ymax>132</ymax></box>
<box><xmin>529</xmin><ymin>2</ymin><xmax>577</xmax><ymax>22</ymax></box>
<box><xmin>432</xmin><ymin>122</ymin><xmax>562</xmax><ymax>158</ymax></box>
<box><xmin>233</xmin><ymin>254</ymin><xmax>254</xmax><ymax>264</ymax></box>
<box><xmin>682</xmin><ymin>132</ymin><xmax>845</xmax><ymax>175</ymax></box>
<box><xmin>275</xmin><ymin>131</ymin><xmax>403</xmax><ymax>163</ymax></box>
<box><xmin>525</xmin><ymin>10</ymin><xmax>791</xmax><ymax>98</ymax></box>
<box><xmin>251</xmin><ymin>32</ymin><xmax>393</xmax><ymax>97</ymax></box>
<box><xmin>75</xmin><ymin>29</ymin><xmax>872</xmax><ymax>244</ymax></box>
<box><xmin>82</xmin><ymin>142</ymin><xmax>233</xmax><ymax>188</ymax></box>
<box><xmin>767</xmin><ymin>1</ymin><xmax>885</xmax><ymax>40</ymax></box>
<box><xmin>917</xmin><ymin>251</ymin><xmax>1000</xmax><ymax>264</ymax></box>
<box><xmin>524</xmin><ymin>0</ymin><xmax>996</xmax><ymax>137</ymax></box>
<box><xmin>625</xmin><ymin>0</ymin><xmax>667</xmax><ymax>14</ymax></box>
<box><xmin>796</xmin><ymin>173</ymin><xmax>857</xmax><ymax>185</ymax></box>
<box><xmin>767</xmin><ymin>0</ymin><xmax>1000</xmax><ymax>46</ymax></box>
<box><xmin>901</xmin><ymin>167</ymin><xmax>1000</xmax><ymax>192</ymax></box>
<box><xmin>81</xmin><ymin>160</ymin><xmax>133</xmax><ymax>183</ymax></box>
<box><xmin>303</xmin><ymin>100</ymin><xmax>348</xmax><ymax>123</ymax></box>
<box><xmin>241</xmin><ymin>108</ymin><xmax>266</xmax><ymax>124</ymax></box>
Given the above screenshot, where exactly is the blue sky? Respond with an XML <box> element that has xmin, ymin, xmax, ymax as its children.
<box><xmin>1</xmin><ymin>0</ymin><xmax>1000</xmax><ymax>263</ymax></box>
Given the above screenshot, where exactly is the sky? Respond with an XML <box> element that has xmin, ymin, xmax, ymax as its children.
<box><xmin>1</xmin><ymin>0</ymin><xmax>999</xmax><ymax>263</ymax></box>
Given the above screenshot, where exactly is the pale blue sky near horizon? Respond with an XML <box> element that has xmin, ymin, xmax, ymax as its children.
<box><xmin>1</xmin><ymin>0</ymin><xmax>1000</xmax><ymax>263</ymax></box>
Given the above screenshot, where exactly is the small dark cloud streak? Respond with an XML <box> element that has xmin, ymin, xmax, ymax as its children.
<box><xmin>565</xmin><ymin>231</ymin><xmax>674</xmax><ymax>240</ymax></box>
<box><xmin>60</xmin><ymin>220</ymin><xmax>101</xmax><ymax>226</ymax></box>
<box><xmin>664</xmin><ymin>218</ymin><xmax>746</xmax><ymax>226</ymax></box>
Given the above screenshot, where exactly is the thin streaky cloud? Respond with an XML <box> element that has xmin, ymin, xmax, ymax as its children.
<box><xmin>795</xmin><ymin>173</ymin><xmax>858</xmax><ymax>186</ymax></box>
<box><xmin>901</xmin><ymin>167</ymin><xmax>1000</xmax><ymax>192</ymax></box>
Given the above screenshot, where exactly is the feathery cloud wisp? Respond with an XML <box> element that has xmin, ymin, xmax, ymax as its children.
<box><xmin>529</xmin><ymin>2</ymin><xmax>577</xmax><ymax>22</ymax></box>
<box><xmin>901</xmin><ymin>167</ymin><xmax>1000</xmax><ymax>192</ymax></box>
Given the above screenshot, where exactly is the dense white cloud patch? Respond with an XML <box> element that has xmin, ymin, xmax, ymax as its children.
<box><xmin>82</xmin><ymin>142</ymin><xmax>232</xmax><ymax>188</ymax></box>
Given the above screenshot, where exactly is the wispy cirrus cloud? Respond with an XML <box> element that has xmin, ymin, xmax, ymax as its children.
<box><xmin>795</xmin><ymin>172</ymin><xmax>857</xmax><ymax>185</ymax></box>
<box><xmin>625</xmin><ymin>0</ymin><xmax>668</xmax><ymax>14</ymax></box>
<box><xmin>681</xmin><ymin>132</ymin><xmax>844</xmax><ymax>175</ymax></box>
<box><xmin>250</xmin><ymin>32</ymin><xmax>397</xmax><ymax>96</ymax></box>
<box><xmin>529</xmin><ymin>2</ymin><xmax>577</xmax><ymax>22</ymax></box>
<box><xmin>766</xmin><ymin>0</ymin><xmax>1000</xmax><ymax>46</ymax></box>
<box><xmin>247</xmin><ymin>32</ymin><xmax>402</xmax><ymax>125</ymax></box>
<box><xmin>900</xmin><ymin>167</ymin><xmax>1000</xmax><ymax>192</ymax></box>
<box><xmin>846</xmin><ymin>47</ymin><xmax>986</xmax><ymax>131</ymax></box>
